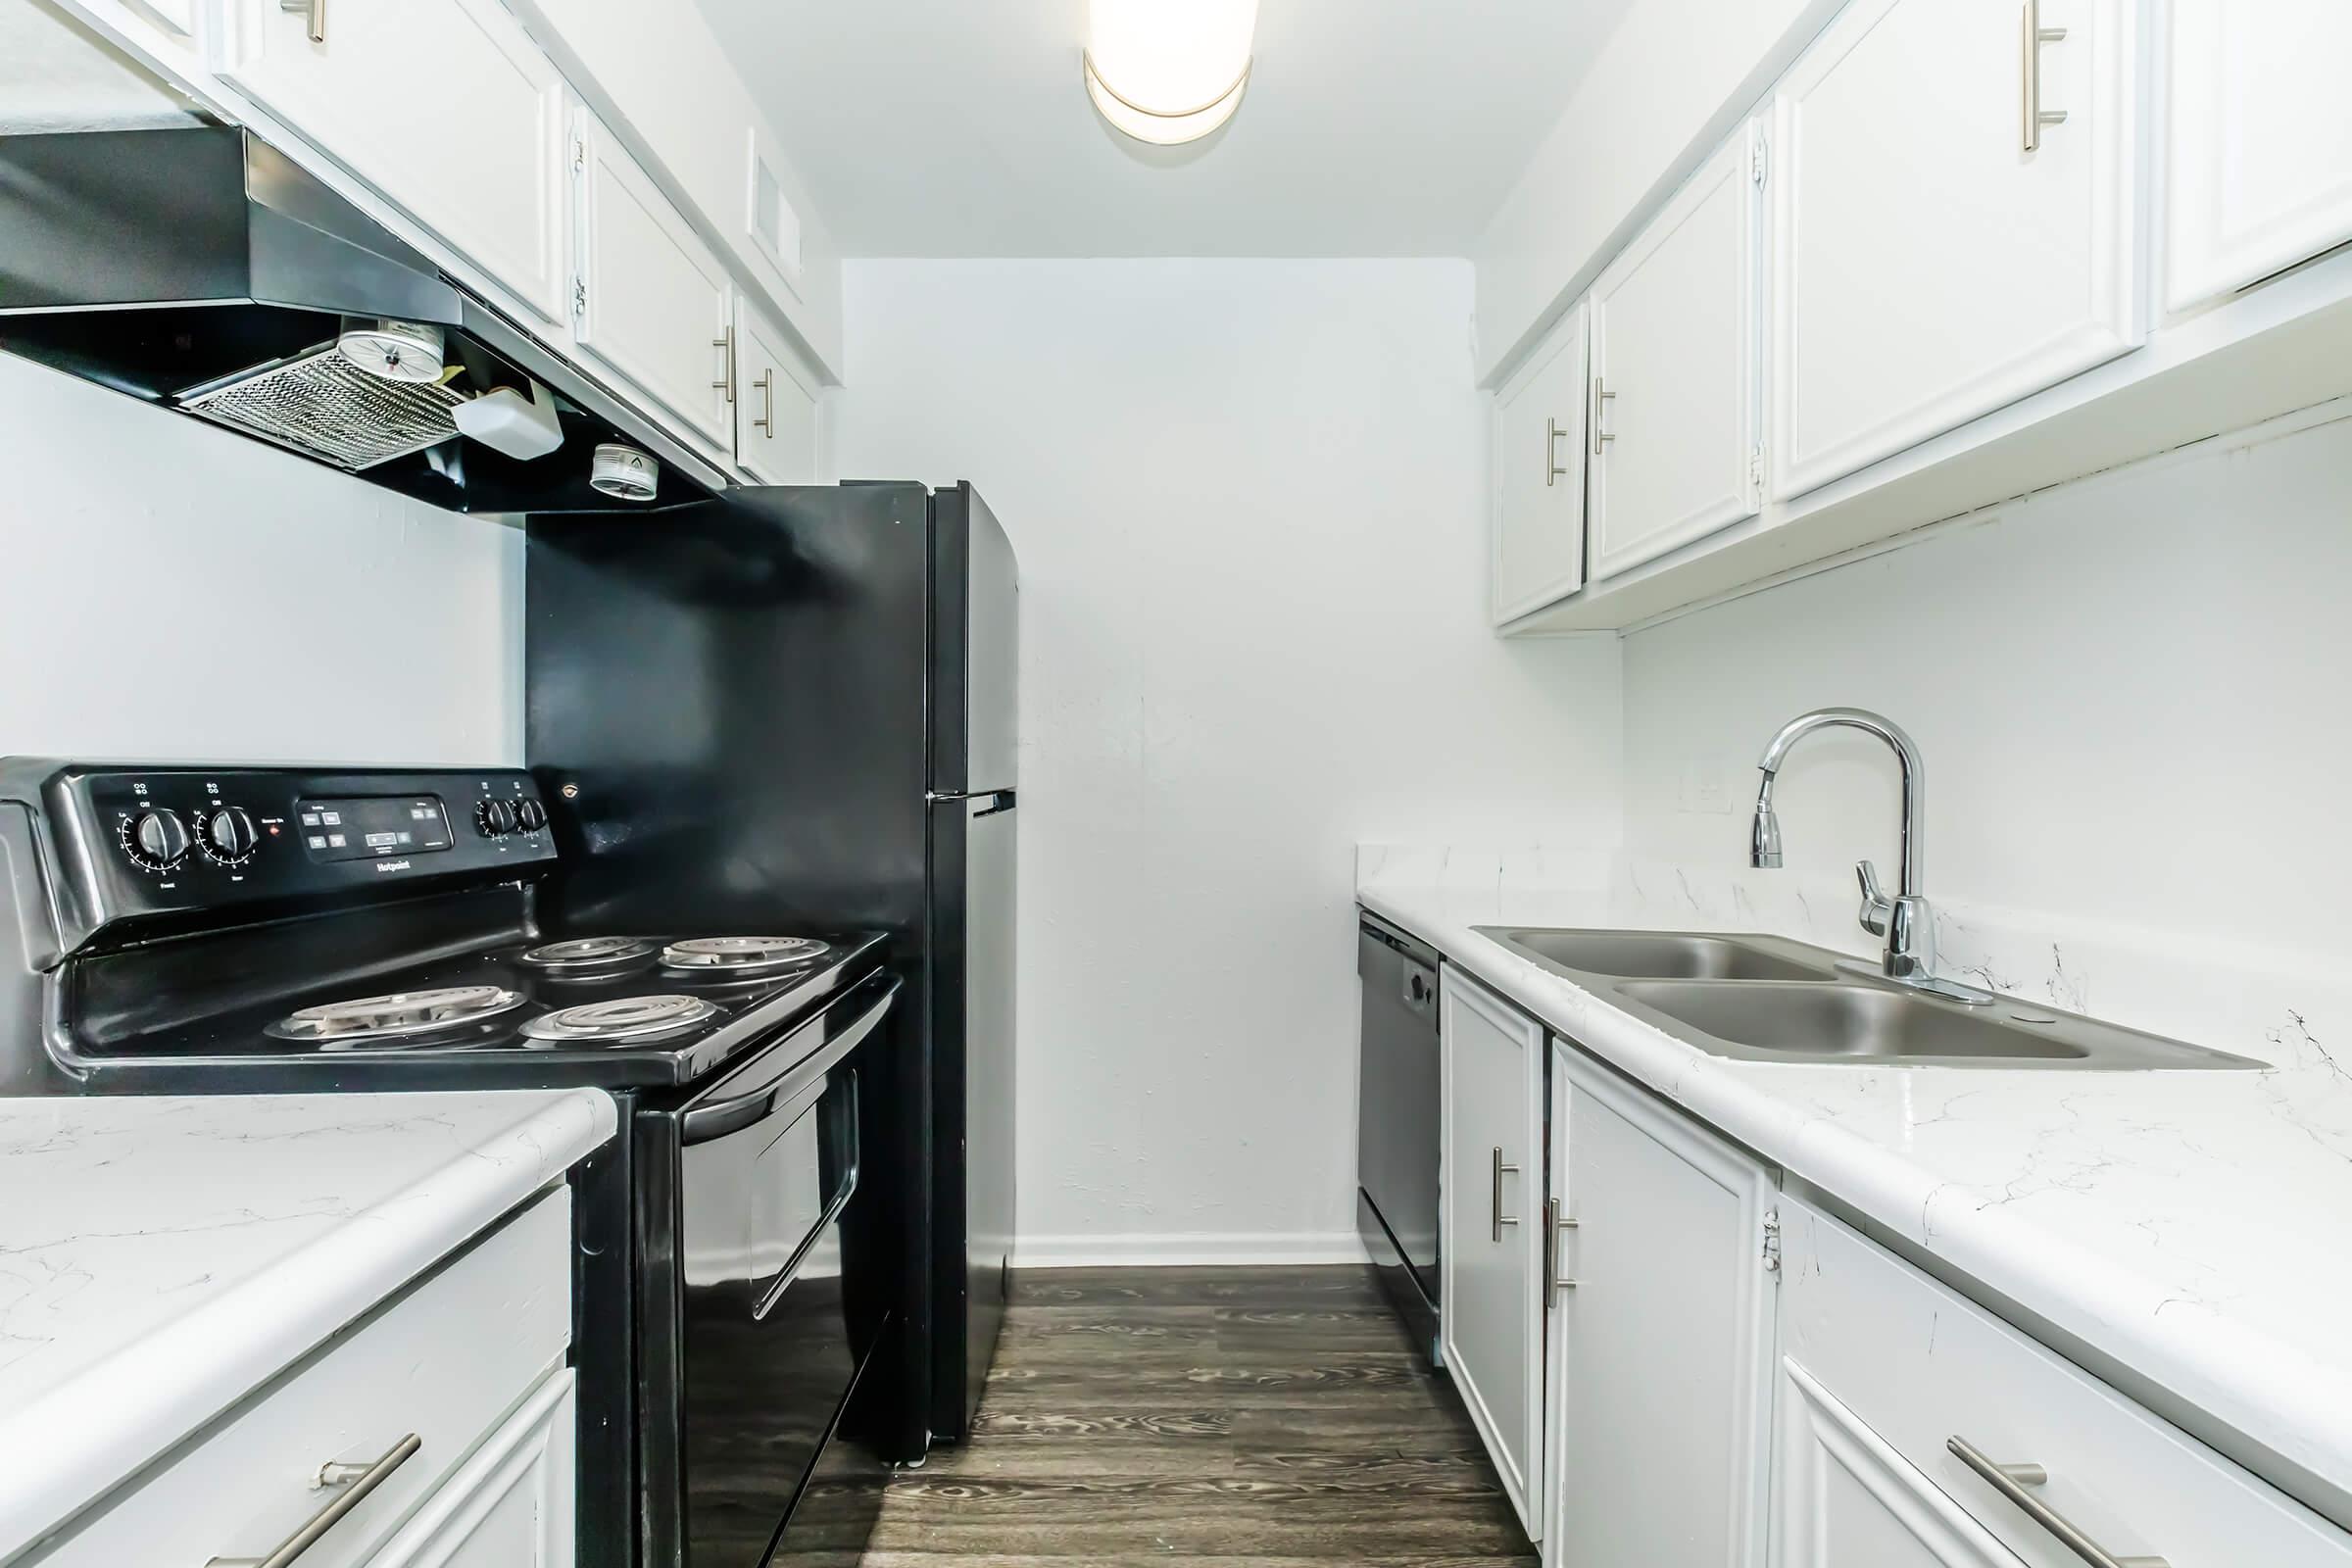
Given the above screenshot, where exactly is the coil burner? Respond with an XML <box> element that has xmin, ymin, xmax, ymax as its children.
<box><xmin>519</xmin><ymin>936</ymin><xmax>660</xmax><ymax>974</ymax></box>
<box><xmin>267</xmin><ymin>986</ymin><xmax>527</xmax><ymax>1043</ymax></box>
<box><xmin>660</xmin><ymin>936</ymin><xmax>831</xmax><ymax>975</ymax></box>
<box><xmin>520</xmin><ymin>995</ymin><xmax>722</xmax><ymax>1044</ymax></box>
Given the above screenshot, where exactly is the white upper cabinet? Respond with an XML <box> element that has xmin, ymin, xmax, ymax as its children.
<box><xmin>1441</xmin><ymin>966</ymin><xmax>1546</xmax><ymax>1535</ymax></box>
<box><xmin>572</xmin><ymin>112</ymin><xmax>734</xmax><ymax>453</ymax></box>
<box><xmin>1545</xmin><ymin>1044</ymin><xmax>1778</xmax><ymax>1568</ymax></box>
<box><xmin>217</xmin><ymin>0</ymin><xmax>571</xmax><ymax>330</ymax></box>
<box><xmin>733</xmin><ymin>298</ymin><xmax>821</xmax><ymax>486</ymax></box>
<box><xmin>1588</xmin><ymin>128</ymin><xmax>1762</xmax><ymax>580</ymax></box>
<box><xmin>2165</xmin><ymin>1</ymin><xmax>2352</xmax><ymax>313</ymax></box>
<box><xmin>1491</xmin><ymin>304</ymin><xmax>1590</xmax><ymax>625</ymax></box>
<box><xmin>1767</xmin><ymin>0</ymin><xmax>2137</xmax><ymax>501</ymax></box>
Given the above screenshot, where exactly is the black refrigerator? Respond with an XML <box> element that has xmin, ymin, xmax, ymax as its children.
<box><xmin>524</xmin><ymin>479</ymin><xmax>1019</xmax><ymax>1454</ymax></box>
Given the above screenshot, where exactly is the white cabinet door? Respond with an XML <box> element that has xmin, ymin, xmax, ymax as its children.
<box><xmin>1775</xmin><ymin>1361</ymin><xmax>2027</xmax><ymax>1568</ymax></box>
<box><xmin>572</xmin><ymin>112</ymin><xmax>734</xmax><ymax>452</ymax></box>
<box><xmin>733</xmin><ymin>299</ymin><xmax>820</xmax><ymax>484</ymax></box>
<box><xmin>1440</xmin><ymin>965</ymin><xmax>1545</xmax><ymax>1536</ymax></box>
<box><xmin>1547</xmin><ymin>1047</ymin><xmax>1778</xmax><ymax>1568</ymax></box>
<box><xmin>2165</xmin><ymin>1</ymin><xmax>2352</xmax><ymax>312</ymax></box>
<box><xmin>1589</xmin><ymin>128</ymin><xmax>1761</xmax><ymax>580</ymax></box>
<box><xmin>1491</xmin><ymin>304</ymin><xmax>1589</xmax><ymax>624</ymax></box>
<box><xmin>219</xmin><ymin>0</ymin><xmax>570</xmax><ymax>328</ymax></box>
<box><xmin>1768</xmin><ymin>0</ymin><xmax>2136</xmax><ymax>500</ymax></box>
<box><xmin>363</xmin><ymin>1370</ymin><xmax>576</xmax><ymax>1568</ymax></box>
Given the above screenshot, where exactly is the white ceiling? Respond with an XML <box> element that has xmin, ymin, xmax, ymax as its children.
<box><xmin>0</xmin><ymin>1</ymin><xmax>205</xmax><ymax>133</ymax></box>
<box><xmin>694</xmin><ymin>0</ymin><xmax>1638</xmax><ymax>258</ymax></box>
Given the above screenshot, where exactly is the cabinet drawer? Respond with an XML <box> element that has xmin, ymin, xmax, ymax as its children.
<box><xmin>361</xmin><ymin>1367</ymin><xmax>575</xmax><ymax>1568</ymax></box>
<box><xmin>1781</xmin><ymin>1199</ymin><xmax>2352</xmax><ymax>1568</ymax></box>
<box><xmin>31</xmin><ymin>1191</ymin><xmax>571</xmax><ymax>1568</ymax></box>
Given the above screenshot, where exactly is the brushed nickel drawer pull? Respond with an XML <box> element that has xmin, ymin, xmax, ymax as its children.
<box><xmin>208</xmin><ymin>1433</ymin><xmax>421</xmax><ymax>1567</ymax></box>
<box><xmin>1544</xmin><ymin>417</ymin><xmax>1572</xmax><ymax>486</ymax></box>
<box><xmin>713</xmin><ymin>329</ymin><xmax>737</xmax><ymax>402</ymax></box>
<box><xmin>1592</xmin><ymin>377</ymin><xmax>1615</xmax><ymax>456</ymax></box>
<box><xmin>754</xmin><ymin>369</ymin><xmax>775</xmax><ymax>437</ymax></box>
<box><xmin>1946</xmin><ymin>1436</ymin><xmax>2167</xmax><ymax>1568</ymax></box>
<box><xmin>1490</xmin><ymin>1146</ymin><xmax>1519</xmax><ymax>1242</ymax></box>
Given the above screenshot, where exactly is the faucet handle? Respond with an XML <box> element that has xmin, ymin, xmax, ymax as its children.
<box><xmin>1855</xmin><ymin>859</ymin><xmax>1892</xmax><ymax>936</ymax></box>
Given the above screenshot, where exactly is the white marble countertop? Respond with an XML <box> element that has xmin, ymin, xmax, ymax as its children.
<box><xmin>1358</xmin><ymin>867</ymin><xmax>2352</xmax><ymax>1531</ymax></box>
<box><xmin>0</xmin><ymin>1090</ymin><xmax>616</xmax><ymax>1563</ymax></box>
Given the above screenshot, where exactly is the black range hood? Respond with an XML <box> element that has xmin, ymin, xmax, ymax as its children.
<box><xmin>0</xmin><ymin>125</ymin><xmax>726</xmax><ymax>513</ymax></box>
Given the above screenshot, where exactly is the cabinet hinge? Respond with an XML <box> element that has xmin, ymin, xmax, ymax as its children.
<box><xmin>1762</xmin><ymin>1207</ymin><xmax>1783</xmax><ymax>1275</ymax></box>
<box><xmin>1749</xmin><ymin>443</ymin><xmax>1764</xmax><ymax>488</ymax></box>
<box><xmin>572</xmin><ymin>137</ymin><xmax>586</xmax><ymax>172</ymax></box>
<box><xmin>572</xmin><ymin>278</ymin><xmax>587</xmax><ymax>318</ymax></box>
<box><xmin>1751</xmin><ymin>135</ymin><xmax>1769</xmax><ymax>187</ymax></box>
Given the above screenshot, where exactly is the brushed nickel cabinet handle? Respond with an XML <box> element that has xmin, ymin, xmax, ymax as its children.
<box><xmin>2022</xmin><ymin>0</ymin><xmax>2069</xmax><ymax>152</ymax></box>
<box><xmin>1544</xmin><ymin>417</ymin><xmax>1572</xmax><ymax>487</ymax></box>
<box><xmin>208</xmin><ymin>1433</ymin><xmax>421</xmax><ymax>1568</ymax></box>
<box><xmin>1946</xmin><ymin>1436</ymin><xmax>2167</xmax><ymax>1568</ymax></box>
<box><xmin>1543</xmin><ymin>1197</ymin><xmax>1579</xmax><ymax>1297</ymax></box>
<box><xmin>713</xmin><ymin>330</ymin><xmax>736</xmax><ymax>403</ymax></box>
<box><xmin>279</xmin><ymin>0</ymin><xmax>325</xmax><ymax>44</ymax></box>
<box><xmin>1490</xmin><ymin>1146</ymin><xmax>1520</xmax><ymax>1242</ymax></box>
<box><xmin>754</xmin><ymin>369</ymin><xmax>775</xmax><ymax>437</ymax></box>
<box><xmin>1592</xmin><ymin>377</ymin><xmax>1615</xmax><ymax>456</ymax></box>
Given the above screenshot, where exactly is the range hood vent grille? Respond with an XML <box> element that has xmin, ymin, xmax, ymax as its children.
<box><xmin>178</xmin><ymin>344</ymin><xmax>467</xmax><ymax>470</ymax></box>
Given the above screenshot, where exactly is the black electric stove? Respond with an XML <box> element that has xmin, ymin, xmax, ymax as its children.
<box><xmin>0</xmin><ymin>760</ymin><xmax>913</xmax><ymax>1568</ymax></box>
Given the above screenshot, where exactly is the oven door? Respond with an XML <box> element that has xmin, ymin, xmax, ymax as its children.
<box><xmin>640</xmin><ymin>972</ymin><xmax>899</xmax><ymax>1568</ymax></box>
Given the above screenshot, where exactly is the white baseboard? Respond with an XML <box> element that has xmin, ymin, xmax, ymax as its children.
<box><xmin>1011</xmin><ymin>1231</ymin><xmax>1372</xmax><ymax>1269</ymax></box>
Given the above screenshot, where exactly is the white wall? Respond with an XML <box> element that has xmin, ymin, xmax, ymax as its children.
<box><xmin>0</xmin><ymin>352</ymin><xmax>523</xmax><ymax>764</ymax></box>
<box><xmin>836</xmin><ymin>259</ymin><xmax>1623</xmax><ymax>1264</ymax></box>
<box><xmin>1622</xmin><ymin>408</ymin><xmax>2352</xmax><ymax>1004</ymax></box>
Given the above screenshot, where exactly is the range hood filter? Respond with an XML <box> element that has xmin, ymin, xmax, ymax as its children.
<box><xmin>178</xmin><ymin>345</ymin><xmax>467</xmax><ymax>471</ymax></box>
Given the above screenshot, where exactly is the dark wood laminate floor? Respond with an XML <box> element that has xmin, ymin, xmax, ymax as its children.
<box><xmin>864</xmin><ymin>1267</ymin><xmax>1539</xmax><ymax>1566</ymax></box>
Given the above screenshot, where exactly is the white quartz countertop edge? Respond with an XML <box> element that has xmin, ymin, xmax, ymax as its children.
<box><xmin>1357</xmin><ymin>883</ymin><xmax>2352</xmax><ymax>1523</ymax></box>
<box><xmin>0</xmin><ymin>1089</ymin><xmax>616</xmax><ymax>1563</ymax></box>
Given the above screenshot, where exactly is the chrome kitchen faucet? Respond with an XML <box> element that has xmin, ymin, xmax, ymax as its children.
<box><xmin>1750</xmin><ymin>708</ymin><xmax>1988</xmax><ymax>1004</ymax></box>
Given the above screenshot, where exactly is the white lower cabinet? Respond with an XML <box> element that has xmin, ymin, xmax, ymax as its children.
<box><xmin>1441</xmin><ymin>966</ymin><xmax>1546</xmax><ymax>1533</ymax></box>
<box><xmin>28</xmin><ymin>1194</ymin><xmax>574</xmax><ymax>1568</ymax></box>
<box><xmin>1768</xmin><ymin>0</ymin><xmax>2137</xmax><ymax>500</ymax></box>
<box><xmin>363</xmin><ymin>1369</ymin><xmax>576</xmax><ymax>1568</ymax></box>
<box><xmin>1775</xmin><ymin>1361</ymin><xmax>2027</xmax><ymax>1568</ymax></box>
<box><xmin>1779</xmin><ymin>1198</ymin><xmax>2352</xmax><ymax>1568</ymax></box>
<box><xmin>1543</xmin><ymin>1043</ymin><xmax>1779</xmax><ymax>1568</ymax></box>
<box><xmin>1490</xmin><ymin>304</ymin><xmax>1591</xmax><ymax>624</ymax></box>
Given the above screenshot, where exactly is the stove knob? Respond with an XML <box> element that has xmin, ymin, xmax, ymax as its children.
<box><xmin>125</xmin><ymin>808</ymin><xmax>190</xmax><ymax>870</ymax></box>
<box><xmin>199</xmin><ymin>807</ymin><xmax>259</xmax><ymax>863</ymax></box>
<box><xmin>476</xmin><ymin>799</ymin><xmax>517</xmax><ymax>837</ymax></box>
<box><xmin>514</xmin><ymin>799</ymin><xmax>549</xmax><ymax>833</ymax></box>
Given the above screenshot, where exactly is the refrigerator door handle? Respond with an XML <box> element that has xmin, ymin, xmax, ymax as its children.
<box><xmin>930</xmin><ymin>789</ymin><xmax>1016</xmax><ymax>816</ymax></box>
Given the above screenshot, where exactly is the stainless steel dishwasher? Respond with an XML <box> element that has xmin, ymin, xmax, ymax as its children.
<box><xmin>1357</xmin><ymin>911</ymin><xmax>1443</xmax><ymax>1365</ymax></box>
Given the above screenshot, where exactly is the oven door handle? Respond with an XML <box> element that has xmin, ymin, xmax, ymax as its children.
<box><xmin>752</xmin><ymin>1072</ymin><xmax>861</xmax><ymax>1322</ymax></box>
<box><xmin>679</xmin><ymin>974</ymin><xmax>898</xmax><ymax>1146</ymax></box>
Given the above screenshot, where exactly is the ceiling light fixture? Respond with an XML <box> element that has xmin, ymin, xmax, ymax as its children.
<box><xmin>1084</xmin><ymin>0</ymin><xmax>1258</xmax><ymax>146</ymax></box>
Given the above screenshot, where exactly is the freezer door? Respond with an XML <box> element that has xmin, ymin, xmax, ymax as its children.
<box><xmin>931</xmin><ymin>483</ymin><xmax>1020</xmax><ymax>796</ymax></box>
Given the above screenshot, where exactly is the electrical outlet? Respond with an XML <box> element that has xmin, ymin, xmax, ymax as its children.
<box><xmin>1694</xmin><ymin>771</ymin><xmax>1731</xmax><ymax>815</ymax></box>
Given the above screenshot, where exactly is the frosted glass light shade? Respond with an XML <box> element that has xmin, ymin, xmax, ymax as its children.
<box><xmin>1084</xmin><ymin>0</ymin><xmax>1258</xmax><ymax>145</ymax></box>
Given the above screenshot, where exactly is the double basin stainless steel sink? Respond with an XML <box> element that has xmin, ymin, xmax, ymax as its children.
<box><xmin>1474</xmin><ymin>928</ymin><xmax>2262</xmax><ymax>1070</ymax></box>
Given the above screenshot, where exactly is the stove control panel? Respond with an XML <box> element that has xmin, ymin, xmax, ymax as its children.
<box><xmin>7</xmin><ymin>763</ymin><xmax>560</xmax><ymax>952</ymax></box>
